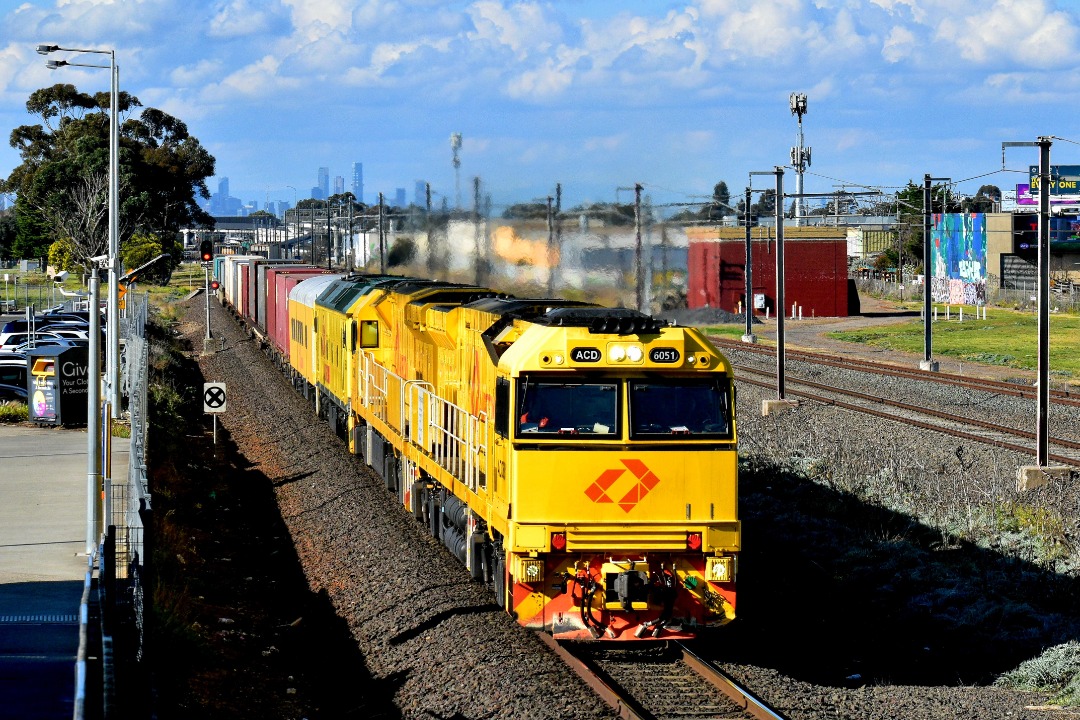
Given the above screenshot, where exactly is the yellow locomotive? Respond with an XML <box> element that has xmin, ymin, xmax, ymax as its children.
<box><xmin>299</xmin><ymin>274</ymin><xmax>739</xmax><ymax>640</ymax></box>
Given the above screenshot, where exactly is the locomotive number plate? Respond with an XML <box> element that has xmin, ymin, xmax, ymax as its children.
<box><xmin>649</xmin><ymin>347</ymin><xmax>681</xmax><ymax>363</ymax></box>
<box><xmin>570</xmin><ymin>347</ymin><xmax>602</xmax><ymax>363</ymax></box>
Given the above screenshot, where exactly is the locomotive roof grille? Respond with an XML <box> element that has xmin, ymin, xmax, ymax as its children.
<box><xmin>537</xmin><ymin>307</ymin><xmax>668</xmax><ymax>335</ymax></box>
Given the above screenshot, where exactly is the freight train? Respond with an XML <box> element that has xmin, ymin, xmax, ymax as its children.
<box><xmin>213</xmin><ymin>255</ymin><xmax>740</xmax><ymax>640</ymax></box>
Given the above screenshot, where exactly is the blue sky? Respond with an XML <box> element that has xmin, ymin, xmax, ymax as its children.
<box><xmin>1</xmin><ymin>0</ymin><xmax>1079</xmax><ymax>214</ymax></box>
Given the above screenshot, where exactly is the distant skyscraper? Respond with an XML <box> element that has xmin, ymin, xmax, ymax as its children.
<box><xmin>414</xmin><ymin>181</ymin><xmax>427</xmax><ymax>208</ymax></box>
<box><xmin>394</xmin><ymin>188</ymin><xmax>406</xmax><ymax>208</ymax></box>
<box><xmin>333</xmin><ymin>176</ymin><xmax>345</xmax><ymax>196</ymax></box>
<box><xmin>351</xmin><ymin>162</ymin><xmax>363</xmax><ymax>204</ymax></box>
<box><xmin>218</xmin><ymin>177</ymin><xmax>230</xmax><ymax>198</ymax></box>
<box><xmin>318</xmin><ymin>167</ymin><xmax>329</xmax><ymax>200</ymax></box>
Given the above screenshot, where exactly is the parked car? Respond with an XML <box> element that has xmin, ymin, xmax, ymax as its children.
<box><xmin>0</xmin><ymin>330</ymin><xmax>70</xmax><ymax>353</ymax></box>
<box><xmin>0</xmin><ymin>357</ymin><xmax>27</xmax><ymax>391</ymax></box>
<box><xmin>6</xmin><ymin>335</ymin><xmax>85</xmax><ymax>355</ymax></box>
<box><xmin>1</xmin><ymin>318</ymin><xmax>93</xmax><ymax>336</ymax></box>
<box><xmin>0</xmin><ymin>382</ymin><xmax>27</xmax><ymax>402</ymax></box>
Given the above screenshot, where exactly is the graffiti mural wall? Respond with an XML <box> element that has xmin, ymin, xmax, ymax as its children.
<box><xmin>930</xmin><ymin>213</ymin><xmax>987</xmax><ymax>305</ymax></box>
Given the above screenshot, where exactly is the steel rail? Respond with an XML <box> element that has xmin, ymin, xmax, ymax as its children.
<box><xmin>735</xmin><ymin>363</ymin><xmax>1080</xmax><ymax>454</ymax></box>
<box><xmin>678</xmin><ymin>643</ymin><xmax>789</xmax><ymax>720</ymax></box>
<box><xmin>538</xmin><ymin>633</ymin><xmax>651</xmax><ymax>720</ymax></box>
<box><xmin>711</xmin><ymin>337</ymin><xmax>1080</xmax><ymax>407</ymax></box>
<box><xmin>735</xmin><ymin>372</ymin><xmax>1080</xmax><ymax>467</ymax></box>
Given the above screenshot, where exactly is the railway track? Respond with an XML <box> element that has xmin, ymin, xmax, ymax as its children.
<box><xmin>708</xmin><ymin>336</ymin><xmax>1080</xmax><ymax>408</ymax></box>
<box><xmin>733</xmin><ymin>363</ymin><xmax>1080</xmax><ymax>467</ymax></box>
<box><xmin>541</xmin><ymin>635</ymin><xmax>788</xmax><ymax>720</ymax></box>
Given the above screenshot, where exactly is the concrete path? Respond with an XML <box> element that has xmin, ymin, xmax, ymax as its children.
<box><xmin>0</xmin><ymin>423</ymin><xmax>128</xmax><ymax>720</ymax></box>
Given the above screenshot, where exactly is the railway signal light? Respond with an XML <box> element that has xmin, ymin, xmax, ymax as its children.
<box><xmin>200</xmin><ymin>239</ymin><xmax>213</xmax><ymax>262</ymax></box>
<box><xmin>210</xmin><ymin>280</ymin><xmax>220</xmax><ymax>291</ymax></box>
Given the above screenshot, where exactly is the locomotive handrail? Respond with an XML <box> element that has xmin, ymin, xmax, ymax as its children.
<box><xmin>410</xmin><ymin>384</ymin><xmax>490</xmax><ymax>492</ymax></box>
<box><xmin>403</xmin><ymin>380</ymin><xmax>434</xmax><ymax>447</ymax></box>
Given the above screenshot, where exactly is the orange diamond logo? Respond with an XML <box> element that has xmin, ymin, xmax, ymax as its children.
<box><xmin>584</xmin><ymin>459</ymin><xmax>661</xmax><ymax>513</ymax></box>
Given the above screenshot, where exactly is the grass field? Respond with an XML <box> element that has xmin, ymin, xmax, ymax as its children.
<box><xmin>699</xmin><ymin>308</ymin><xmax>1080</xmax><ymax>383</ymax></box>
<box><xmin>826</xmin><ymin>309</ymin><xmax>1080</xmax><ymax>381</ymax></box>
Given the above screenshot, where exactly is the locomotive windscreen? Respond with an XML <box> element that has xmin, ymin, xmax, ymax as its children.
<box><xmin>628</xmin><ymin>378</ymin><xmax>732</xmax><ymax>439</ymax></box>
<box><xmin>517</xmin><ymin>379</ymin><xmax>618</xmax><ymax>436</ymax></box>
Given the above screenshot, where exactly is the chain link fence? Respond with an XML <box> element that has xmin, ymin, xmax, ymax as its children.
<box><xmin>100</xmin><ymin>291</ymin><xmax>151</xmax><ymax>716</ymax></box>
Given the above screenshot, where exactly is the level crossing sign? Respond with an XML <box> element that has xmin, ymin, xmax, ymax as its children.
<box><xmin>203</xmin><ymin>382</ymin><xmax>227</xmax><ymax>413</ymax></box>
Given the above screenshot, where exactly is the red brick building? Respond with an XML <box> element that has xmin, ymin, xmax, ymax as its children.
<box><xmin>687</xmin><ymin>227</ymin><xmax>856</xmax><ymax>318</ymax></box>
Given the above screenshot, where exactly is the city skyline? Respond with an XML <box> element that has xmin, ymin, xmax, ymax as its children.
<box><xmin>2</xmin><ymin>1</ymin><xmax>1079</xmax><ymax>215</ymax></box>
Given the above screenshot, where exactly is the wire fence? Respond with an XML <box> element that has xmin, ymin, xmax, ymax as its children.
<box><xmin>854</xmin><ymin>276</ymin><xmax>1080</xmax><ymax>313</ymax></box>
<box><xmin>100</xmin><ymin>291</ymin><xmax>151</xmax><ymax>716</ymax></box>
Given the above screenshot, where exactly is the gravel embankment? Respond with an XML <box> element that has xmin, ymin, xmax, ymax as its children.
<box><xmin>174</xmin><ymin>294</ymin><xmax>1078</xmax><ymax>720</ymax></box>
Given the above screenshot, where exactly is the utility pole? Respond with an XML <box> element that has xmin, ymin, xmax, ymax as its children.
<box><xmin>451</xmin><ymin>133</ymin><xmax>463</xmax><ymax>210</ymax></box>
<box><xmin>634</xmin><ymin>183</ymin><xmax>643</xmax><ymax>312</ymax></box>
<box><xmin>743</xmin><ymin>186</ymin><xmax>755</xmax><ymax>343</ymax></box>
<box><xmin>378</xmin><ymin>193</ymin><xmax>386</xmax><ymax>274</ymax></box>
<box><xmin>546</xmin><ymin>195</ymin><xmax>555</xmax><ymax>296</ymax></box>
<box><xmin>473</xmin><ymin>177</ymin><xmax>485</xmax><ymax>286</ymax></box>
<box><xmin>425</xmin><ymin>182</ymin><xmax>435</xmax><ymax>274</ymax></box>
<box><xmin>774</xmin><ymin>167</ymin><xmax>786</xmax><ymax>400</ymax></box>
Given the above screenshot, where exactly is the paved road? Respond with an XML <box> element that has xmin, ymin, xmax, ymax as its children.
<box><xmin>0</xmin><ymin>423</ymin><xmax>128</xmax><ymax>720</ymax></box>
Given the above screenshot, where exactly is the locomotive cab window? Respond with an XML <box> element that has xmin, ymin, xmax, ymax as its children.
<box><xmin>359</xmin><ymin>320</ymin><xmax>379</xmax><ymax>348</ymax></box>
<box><xmin>629</xmin><ymin>377</ymin><xmax>732</xmax><ymax>439</ymax></box>
<box><xmin>517</xmin><ymin>377</ymin><xmax>618</xmax><ymax>436</ymax></box>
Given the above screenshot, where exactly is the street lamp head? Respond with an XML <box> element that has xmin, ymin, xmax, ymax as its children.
<box><xmin>45</xmin><ymin>59</ymin><xmax>68</xmax><ymax>70</ymax></box>
<box><xmin>36</xmin><ymin>44</ymin><xmax>59</xmax><ymax>55</ymax></box>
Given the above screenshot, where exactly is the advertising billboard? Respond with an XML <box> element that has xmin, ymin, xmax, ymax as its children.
<box><xmin>1026</xmin><ymin>165</ymin><xmax>1080</xmax><ymax>201</ymax></box>
<box><xmin>1012</xmin><ymin>213</ymin><xmax>1080</xmax><ymax>254</ymax></box>
<box><xmin>930</xmin><ymin>213</ymin><xmax>986</xmax><ymax>305</ymax></box>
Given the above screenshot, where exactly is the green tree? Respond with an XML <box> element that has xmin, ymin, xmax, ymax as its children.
<box><xmin>0</xmin><ymin>210</ymin><xmax>15</xmax><ymax>262</ymax></box>
<box><xmin>121</xmin><ymin>233</ymin><xmax>176</xmax><ymax>285</ymax></box>
<box><xmin>962</xmin><ymin>184</ymin><xmax>1001</xmax><ymax>213</ymax></box>
<box><xmin>894</xmin><ymin>180</ymin><xmax>961</xmax><ymax>265</ymax></box>
<box><xmin>704</xmin><ymin>181</ymin><xmax>732</xmax><ymax>221</ymax></box>
<box><xmin>501</xmin><ymin>200</ymin><xmax>549</xmax><ymax>220</ymax></box>
<box><xmin>2</xmin><ymin>83</ymin><xmax>215</xmax><ymax>281</ymax></box>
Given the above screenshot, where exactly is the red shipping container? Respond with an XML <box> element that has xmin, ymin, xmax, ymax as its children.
<box><xmin>266</xmin><ymin>267</ymin><xmax>334</xmax><ymax>358</ymax></box>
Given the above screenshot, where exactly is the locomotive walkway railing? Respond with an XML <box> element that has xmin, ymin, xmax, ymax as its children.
<box><xmin>360</xmin><ymin>351</ymin><xmax>490</xmax><ymax>491</ymax></box>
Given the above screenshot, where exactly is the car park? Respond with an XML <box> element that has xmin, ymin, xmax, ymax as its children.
<box><xmin>0</xmin><ymin>356</ymin><xmax>27</xmax><ymax>390</ymax></box>
<box><xmin>3</xmin><ymin>334</ymin><xmax>85</xmax><ymax>354</ymax></box>
<box><xmin>9</xmin><ymin>338</ymin><xmax>84</xmax><ymax>354</ymax></box>
<box><xmin>0</xmin><ymin>382</ymin><xmax>27</xmax><ymax>402</ymax></box>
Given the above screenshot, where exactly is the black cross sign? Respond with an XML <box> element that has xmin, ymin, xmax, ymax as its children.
<box><xmin>203</xmin><ymin>383</ymin><xmax>227</xmax><ymax>413</ymax></box>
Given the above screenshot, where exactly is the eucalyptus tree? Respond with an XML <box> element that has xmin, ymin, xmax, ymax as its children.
<box><xmin>3</xmin><ymin>83</ymin><xmax>215</xmax><ymax>279</ymax></box>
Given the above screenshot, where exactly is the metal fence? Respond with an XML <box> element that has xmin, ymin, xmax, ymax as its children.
<box><xmin>94</xmin><ymin>291</ymin><xmax>151</xmax><ymax>718</ymax></box>
<box><xmin>854</xmin><ymin>276</ymin><xmax>1080</xmax><ymax>313</ymax></box>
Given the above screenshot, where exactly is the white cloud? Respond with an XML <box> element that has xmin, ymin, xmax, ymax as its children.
<box><xmin>936</xmin><ymin>0</ymin><xmax>1079</xmax><ymax>67</ymax></box>
<box><xmin>467</xmin><ymin>1</ymin><xmax>562</xmax><ymax>59</ymax></box>
<box><xmin>882</xmin><ymin>24</ymin><xmax>916</xmax><ymax>62</ymax></box>
<box><xmin>208</xmin><ymin>0</ymin><xmax>285</xmax><ymax>38</ymax></box>
<box><xmin>170</xmin><ymin>59</ymin><xmax>224</xmax><ymax>87</ymax></box>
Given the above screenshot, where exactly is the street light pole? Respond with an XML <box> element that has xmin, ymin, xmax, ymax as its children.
<box><xmin>38</xmin><ymin>43</ymin><xmax>120</xmax><ymax>418</ymax></box>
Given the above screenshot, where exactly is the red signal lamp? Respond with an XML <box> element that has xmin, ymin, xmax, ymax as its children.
<box><xmin>550</xmin><ymin>532</ymin><xmax>566</xmax><ymax>552</ymax></box>
<box><xmin>210</xmin><ymin>280</ymin><xmax>220</xmax><ymax>291</ymax></box>
<box><xmin>686</xmin><ymin>532</ymin><xmax>703</xmax><ymax>551</ymax></box>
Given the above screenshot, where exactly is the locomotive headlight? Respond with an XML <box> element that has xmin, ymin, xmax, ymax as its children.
<box><xmin>554</xmin><ymin>353</ymin><xmax>565</xmax><ymax>365</ymax></box>
<box><xmin>706</xmin><ymin>556</ymin><xmax>735</xmax><ymax>583</ymax></box>
<box><xmin>626</xmin><ymin>345</ymin><xmax>643</xmax><ymax>362</ymax></box>
<box><xmin>520</xmin><ymin>559</ymin><xmax>544</xmax><ymax>583</ymax></box>
<box><xmin>609</xmin><ymin>345</ymin><xmax>626</xmax><ymax>362</ymax></box>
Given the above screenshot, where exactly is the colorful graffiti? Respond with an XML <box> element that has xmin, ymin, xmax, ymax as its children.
<box><xmin>930</xmin><ymin>213</ymin><xmax>987</xmax><ymax>305</ymax></box>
